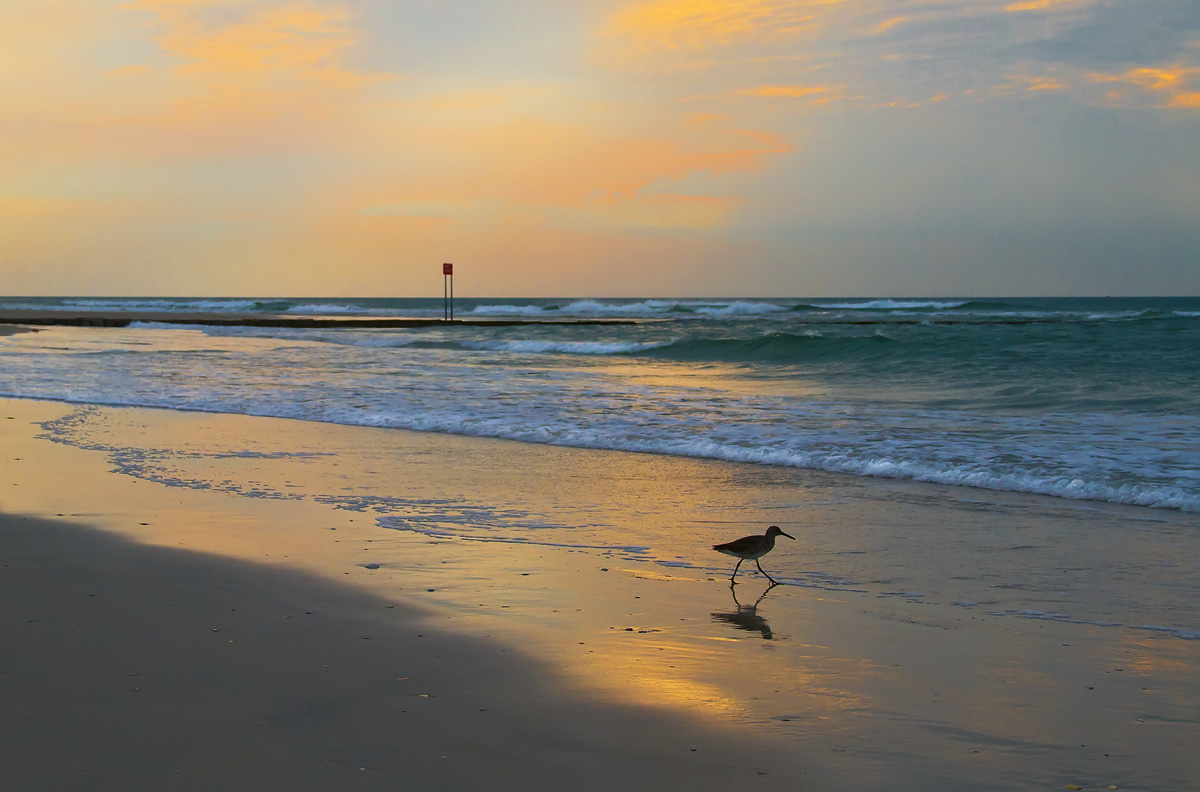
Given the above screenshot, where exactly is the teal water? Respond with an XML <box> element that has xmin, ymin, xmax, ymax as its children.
<box><xmin>2</xmin><ymin>296</ymin><xmax>1198</xmax><ymax>511</ymax></box>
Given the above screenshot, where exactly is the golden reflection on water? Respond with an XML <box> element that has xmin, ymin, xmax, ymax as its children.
<box><xmin>711</xmin><ymin>582</ymin><xmax>778</xmax><ymax>639</ymax></box>
<box><xmin>599</xmin><ymin>359</ymin><xmax>829</xmax><ymax>399</ymax></box>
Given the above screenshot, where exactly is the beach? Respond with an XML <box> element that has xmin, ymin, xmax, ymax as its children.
<box><xmin>2</xmin><ymin>395</ymin><xmax>1197</xmax><ymax>790</ymax></box>
<box><xmin>8</xmin><ymin>0</ymin><xmax>1200</xmax><ymax>783</ymax></box>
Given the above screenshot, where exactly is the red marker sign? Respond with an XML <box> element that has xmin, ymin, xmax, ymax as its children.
<box><xmin>443</xmin><ymin>263</ymin><xmax>453</xmax><ymax>275</ymax></box>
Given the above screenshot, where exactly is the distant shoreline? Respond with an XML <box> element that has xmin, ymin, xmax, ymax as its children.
<box><xmin>0</xmin><ymin>309</ymin><xmax>641</xmax><ymax>329</ymax></box>
<box><xmin>0</xmin><ymin>324</ymin><xmax>36</xmax><ymax>336</ymax></box>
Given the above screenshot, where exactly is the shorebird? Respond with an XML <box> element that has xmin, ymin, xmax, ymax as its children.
<box><xmin>713</xmin><ymin>526</ymin><xmax>794</xmax><ymax>584</ymax></box>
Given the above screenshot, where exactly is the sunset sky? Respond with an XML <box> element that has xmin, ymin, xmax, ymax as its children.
<box><xmin>3</xmin><ymin>0</ymin><xmax>1198</xmax><ymax>297</ymax></box>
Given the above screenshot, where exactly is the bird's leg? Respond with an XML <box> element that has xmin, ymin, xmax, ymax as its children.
<box><xmin>756</xmin><ymin>559</ymin><xmax>777</xmax><ymax>585</ymax></box>
<box><xmin>752</xmin><ymin>582</ymin><xmax>777</xmax><ymax>609</ymax></box>
<box><xmin>730</xmin><ymin>557</ymin><xmax>744</xmax><ymax>584</ymax></box>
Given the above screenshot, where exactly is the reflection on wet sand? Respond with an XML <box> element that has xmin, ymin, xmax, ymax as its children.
<box><xmin>711</xmin><ymin>582</ymin><xmax>778</xmax><ymax>640</ymax></box>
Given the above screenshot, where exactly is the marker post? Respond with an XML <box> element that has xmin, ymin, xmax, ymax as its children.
<box><xmin>443</xmin><ymin>262</ymin><xmax>454</xmax><ymax>320</ymax></box>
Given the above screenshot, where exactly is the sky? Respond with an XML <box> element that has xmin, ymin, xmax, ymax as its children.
<box><xmin>2</xmin><ymin>0</ymin><xmax>1198</xmax><ymax>297</ymax></box>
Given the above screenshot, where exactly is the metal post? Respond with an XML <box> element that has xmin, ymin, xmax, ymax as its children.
<box><xmin>442</xmin><ymin>262</ymin><xmax>454</xmax><ymax>321</ymax></box>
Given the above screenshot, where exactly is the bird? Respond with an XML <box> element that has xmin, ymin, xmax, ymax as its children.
<box><xmin>713</xmin><ymin>526</ymin><xmax>794</xmax><ymax>584</ymax></box>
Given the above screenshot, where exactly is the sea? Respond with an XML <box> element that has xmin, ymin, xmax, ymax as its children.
<box><xmin>2</xmin><ymin>295</ymin><xmax>1198</xmax><ymax>514</ymax></box>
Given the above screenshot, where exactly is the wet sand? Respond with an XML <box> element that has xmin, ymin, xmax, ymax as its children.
<box><xmin>0</xmin><ymin>514</ymin><xmax>814</xmax><ymax>791</ymax></box>
<box><xmin>1</xmin><ymin>397</ymin><xmax>1197</xmax><ymax>791</ymax></box>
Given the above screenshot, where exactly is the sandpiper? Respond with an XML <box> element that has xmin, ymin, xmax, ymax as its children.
<box><xmin>713</xmin><ymin>526</ymin><xmax>794</xmax><ymax>584</ymax></box>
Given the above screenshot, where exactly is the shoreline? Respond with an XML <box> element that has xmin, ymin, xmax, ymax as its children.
<box><xmin>2</xmin><ymin>397</ymin><xmax>1197</xmax><ymax>790</ymax></box>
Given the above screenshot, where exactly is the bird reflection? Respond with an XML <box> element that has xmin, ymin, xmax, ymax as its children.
<box><xmin>711</xmin><ymin>582</ymin><xmax>778</xmax><ymax>640</ymax></box>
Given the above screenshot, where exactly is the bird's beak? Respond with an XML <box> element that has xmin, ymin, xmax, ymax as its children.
<box><xmin>780</xmin><ymin>531</ymin><xmax>795</xmax><ymax>540</ymax></box>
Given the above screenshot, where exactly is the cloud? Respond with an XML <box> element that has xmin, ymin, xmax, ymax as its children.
<box><xmin>736</xmin><ymin>83</ymin><xmax>844</xmax><ymax>103</ymax></box>
<box><xmin>1015</xmin><ymin>0</ymin><xmax>1200</xmax><ymax>67</ymax></box>
<box><xmin>350</xmin><ymin>99</ymin><xmax>793</xmax><ymax>232</ymax></box>
<box><xmin>2</xmin><ymin>0</ymin><xmax>1197</xmax><ymax>296</ymax></box>
<box><xmin>121</xmin><ymin>0</ymin><xmax>397</xmax><ymax>146</ymax></box>
<box><xmin>1003</xmin><ymin>0</ymin><xmax>1088</xmax><ymax>12</ymax></box>
<box><xmin>599</xmin><ymin>0</ymin><xmax>1200</xmax><ymax>118</ymax></box>
<box><xmin>606</xmin><ymin>0</ymin><xmax>838</xmax><ymax>51</ymax></box>
<box><xmin>1088</xmin><ymin>62</ymin><xmax>1200</xmax><ymax>109</ymax></box>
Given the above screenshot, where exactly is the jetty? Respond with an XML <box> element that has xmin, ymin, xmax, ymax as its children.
<box><xmin>0</xmin><ymin>309</ymin><xmax>640</xmax><ymax>330</ymax></box>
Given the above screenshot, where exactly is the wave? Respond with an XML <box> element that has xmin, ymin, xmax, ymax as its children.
<box><xmin>141</xmin><ymin>324</ymin><xmax>898</xmax><ymax>363</ymax></box>
<box><xmin>251</xmin><ymin>300</ymin><xmax>299</xmax><ymax>312</ymax></box>
<box><xmin>469</xmin><ymin>299</ymin><xmax>789</xmax><ymax>318</ymax></box>
<box><xmin>289</xmin><ymin>420</ymin><xmax>1200</xmax><ymax>512</ymax></box>
<box><xmin>283</xmin><ymin>303</ymin><xmax>363</xmax><ymax>314</ymax></box>
<box><xmin>46</xmin><ymin>298</ymin><xmax>326</xmax><ymax>314</ymax></box>
<box><xmin>65</xmin><ymin>298</ymin><xmax>264</xmax><ymax>312</ymax></box>
<box><xmin>7</xmin><ymin>297</ymin><xmax>390</xmax><ymax>316</ymax></box>
<box><xmin>796</xmin><ymin>299</ymin><xmax>972</xmax><ymax>311</ymax></box>
<box><xmin>463</xmin><ymin>340</ymin><xmax>673</xmax><ymax>355</ymax></box>
<box><xmin>131</xmin><ymin>323</ymin><xmax>427</xmax><ymax>349</ymax></box>
<box><xmin>469</xmin><ymin>304</ymin><xmax>553</xmax><ymax>316</ymax></box>
<box><xmin>27</xmin><ymin>393</ymin><xmax>1199</xmax><ymax>513</ymax></box>
<box><xmin>142</xmin><ymin>323</ymin><xmax>665</xmax><ymax>355</ymax></box>
<box><xmin>696</xmin><ymin>301</ymin><xmax>787</xmax><ymax>316</ymax></box>
<box><xmin>638</xmin><ymin>332</ymin><xmax>892</xmax><ymax>364</ymax></box>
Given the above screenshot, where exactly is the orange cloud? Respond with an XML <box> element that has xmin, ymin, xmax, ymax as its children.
<box><xmin>734</xmin><ymin>83</ymin><xmax>845</xmax><ymax>105</ymax></box>
<box><xmin>131</xmin><ymin>1</ymin><xmax>364</xmax><ymax>79</ymax></box>
<box><xmin>1089</xmin><ymin>63</ymin><xmax>1200</xmax><ymax>109</ymax></box>
<box><xmin>873</xmin><ymin>15</ymin><xmax>907</xmax><ymax>33</ymax></box>
<box><xmin>607</xmin><ymin>0</ymin><xmax>841</xmax><ymax>51</ymax></box>
<box><xmin>547</xmin><ymin>193</ymin><xmax>732</xmax><ymax>231</ymax></box>
<box><xmin>994</xmin><ymin>73</ymin><xmax>1069</xmax><ymax>95</ymax></box>
<box><xmin>1004</xmin><ymin>0</ymin><xmax>1082</xmax><ymax>11</ymax></box>
<box><xmin>1026</xmin><ymin>78</ymin><xmax>1065</xmax><ymax>92</ymax></box>
<box><xmin>738</xmin><ymin>84</ymin><xmax>835</xmax><ymax>98</ymax></box>
<box><xmin>350</xmin><ymin>105</ymin><xmax>793</xmax><ymax>232</ymax></box>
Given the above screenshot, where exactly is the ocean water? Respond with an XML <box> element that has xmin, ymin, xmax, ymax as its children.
<box><xmin>2</xmin><ymin>296</ymin><xmax>1199</xmax><ymax>512</ymax></box>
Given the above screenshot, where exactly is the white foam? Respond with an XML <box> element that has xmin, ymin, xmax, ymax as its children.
<box><xmin>694</xmin><ymin>301</ymin><xmax>787</xmax><ymax>316</ymax></box>
<box><xmin>285</xmin><ymin>303</ymin><xmax>361</xmax><ymax>314</ymax></box>
<box><xmin>811</xmin><ymin>299</ymin><xmax>968</xmax><ymax>310</ymax></box>
<box><xmin>1135</xmin><ymin>625</ymin><xmax>1200</xmax><ymax>639</ymax></box>
<box><xmin>469</xmin><ymin>304</ymin><xmax>550</xmax><ymax>316</ymax></box>
<box><xmin>468</xmin><ymin>299</ymin><xmax>787</xmax><ymax>318</ymax></box>
<box><xmin>462</xmin><ymin>340</ymin><xmax>672</xmax><ymax>355</ymax></box>
<box><xmin>128</xmin><ymin>321</ymin><xmax>196</xmax><ymax>330</ymax></box>
<box><xmin>559</xmin><ymin>299</ymin><xmax>670</xmax><ymax>316</ymax></box>
<box><xmin>179</xmin><ymin>324</ymin><xmax>425</xmax><ymax>348</ymax></box>
<box><xmin>33</xmin><ymin>388</ymin><xmax>1199</xmax><ymax>513</ymax></box>
<box><xmin>71</xmin><ymin>298</ymin><xmax>264</xmax><ymax>312</ymax></box>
